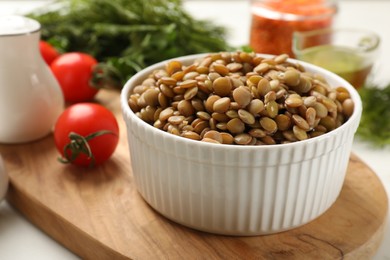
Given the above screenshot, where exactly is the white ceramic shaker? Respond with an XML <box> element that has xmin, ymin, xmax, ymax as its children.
<box><xmin>0</xmin><ymin>15</ymin><xmax>64</xmax><ymax>143</ymax></box>
<box><xmin>0</xmin><ymin>155</ymin><xmax>8</xmax><ymax>202</ymax></box>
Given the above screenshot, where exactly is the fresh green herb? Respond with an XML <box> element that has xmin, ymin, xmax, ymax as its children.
<box><xmin>357</xmin><ymin>83</ymin><xmax>390</xmax><ymax>146</ymax></box>
<box><xmin>28</xmin><ymin>0</ymin><xmax>232</xmax><ymax>84</ymax></box>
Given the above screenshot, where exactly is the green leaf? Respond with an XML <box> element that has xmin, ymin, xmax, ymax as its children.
<box><xmin>357</xmin><ymin>83</ymin><xmax>390</xmax><ymax>146</ymax></box>
<box><xmin>28</xmin><ymin>0</ymin><xmax>233</xmax><ymax>86</ymax></box>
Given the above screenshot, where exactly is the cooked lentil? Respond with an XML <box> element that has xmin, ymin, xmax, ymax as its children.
<box><xmin>128</xmin><ymin>52</ymin><xmax>354</xmax><ymax>145</ymax></box>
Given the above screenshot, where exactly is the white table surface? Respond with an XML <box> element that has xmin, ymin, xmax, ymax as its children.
<box><xmin>0</xmin><ymin>1</ymin><xmax>389</xmax><ymax>259</ymax></box>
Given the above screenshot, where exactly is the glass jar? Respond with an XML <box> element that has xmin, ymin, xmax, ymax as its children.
<box><xmin>249</xmin><ymin>0</ymin><xmax>338</xmax><ymax>57</ymax></box>
<box><xmin>293</xmin><ymin>28</ymin><xmax>380</xmax><ymax>89</ymax></box>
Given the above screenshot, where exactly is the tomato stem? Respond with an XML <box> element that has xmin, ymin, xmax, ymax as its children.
<box><xmin>58</xmin><ymin>130</ymin><xmax>116</xmax><ymax>167</ymax></box>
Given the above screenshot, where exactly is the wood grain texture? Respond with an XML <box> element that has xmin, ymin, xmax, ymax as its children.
<box><xmin>0</xmin><ymin>89</ymin><xmax>387</xmax><ymax>259</ymax></box>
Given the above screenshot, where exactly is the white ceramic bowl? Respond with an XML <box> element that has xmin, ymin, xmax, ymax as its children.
<box><xmin>120</xmin><ymin>54</ymin><xmax>362</xmax><ymax>235</ymax></box>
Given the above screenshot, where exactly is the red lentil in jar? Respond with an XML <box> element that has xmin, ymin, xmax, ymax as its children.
<box><xmin>250</xmin><ymin>0</ymin><xmax>337</xmax><ymax>57</ymax></box>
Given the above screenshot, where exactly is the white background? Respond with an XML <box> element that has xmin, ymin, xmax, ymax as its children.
<box><xmin>1</xmin><ymin>0</ymin><xmax>390</xmax><ymax>259</ymax></box>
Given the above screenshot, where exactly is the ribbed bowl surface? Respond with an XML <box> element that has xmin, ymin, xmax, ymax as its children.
<box><xmin>121</xmin><ymin>54</ymin><xmax>362</xmax><ymax>235</ymax></box>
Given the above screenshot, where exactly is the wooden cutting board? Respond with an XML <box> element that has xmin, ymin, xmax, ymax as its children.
<box><xmin>0</xmin><ymin>89</ymin><xmax>388</xmax><ymax>259</ymax></box>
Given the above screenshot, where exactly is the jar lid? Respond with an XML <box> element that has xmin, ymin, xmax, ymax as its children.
<box><xmin>0</xmin><ymin>15</ymin><xmax>40</xmax><ymax>36</ymax></box>
<box><xmin>252</xmin><ymin>0</ymin><xmax>337</xmax><ymax>21</ymax></box>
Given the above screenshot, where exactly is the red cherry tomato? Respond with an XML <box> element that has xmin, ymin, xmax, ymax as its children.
<box><xmin>51</xmin><ymin>52</ymin><xmax>99</xmax><ymax>102</ymax></box>
<box><xmin>54</xmin><ymin>103</ymin><xmax>119</xmax><ymax>167</ymax></box>
<box><xmin>39</xmin><ymin>40</ymin><xmax>60</xmax><ymax>65</ymax></box>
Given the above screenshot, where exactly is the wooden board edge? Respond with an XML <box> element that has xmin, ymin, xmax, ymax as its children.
<box><xmin>5</xmin><ymin>151</ymin><xmax>389</xmax><ymax>259</ymax></box>
<box><xmin>6</xmin><ymin>182</ymin><xmax>129</xmax><ymax>260</ymax></box>
<box><xmin>346</xmin><ymin>153</ymin><xmax>389</xmax><ymax>259</ymax></box>
<box><xmin>345</xmin><ymin>214</ymin><xmax>388</xmax><ymax>260</ymax></box>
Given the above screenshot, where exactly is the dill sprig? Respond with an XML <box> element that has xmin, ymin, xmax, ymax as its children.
<box><xmin>357</xmin><ymin>83</ymin><xmax>390</xmax><ymax>146</ymax></box>
<box><xmin>28</xmin><ymin>0</ymin><xmax>232</xmax><ymax>84</ymax></box>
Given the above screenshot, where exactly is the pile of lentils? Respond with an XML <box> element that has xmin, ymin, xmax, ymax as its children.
<box><xmin>128</xmin><ymin>52</ymin><xmax>354</xmax><ymax>145</ymax></box>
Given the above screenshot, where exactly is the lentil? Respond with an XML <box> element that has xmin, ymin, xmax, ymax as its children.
<box><xmin>303</xmin><ymin>96</ymin><xmax>317</xmax><ymax>107</ymax></box>
<box><xmin>177</xmin><ymin>100</ymin><xmax>194</xmax><ymax>116</ymax></box>
<box><xmin>248</xmin><ymin>99</ymin><xmax>264</xmax><ymax>115</ymax></box>
<box><xmin>275</xmin><ymin>114</ymin><xmax>291</xmax><ymax>131</ymax></box>
<box><xmin>213</xmin><ymin>97</ymin><xmax>231</xmax><ymax>113</ymax></box>
<box><xmin>212</xmin><ymin>112</ymin><xmax>229</xmax><ymax>122</ymax></box>
<box><xmin>201</xmin><ymin>137</ymin><xmax>221</xmax><ymax>144</ymax></box>
<box><xmin>203</xmin><ymin>130</ymin><xmax>223</xmax><ymax>143</ymax></box>
<box><xmin>128</xmin><ymin>51</ymin><xmax>354</xmax><ymax>145</ymax></box>
<box><xmin>293</xmin><ymin>75</ymin><xmax>312</xmax><ymax>94</ymax></box>
<box><xmin>281</xmin><ymin>69</ymin><xmax>300</xmax><ymax>87</ymax></box>
<box><xmin>233</xmin><ymin>86</ymin><xmax>252</xmax><ymax>108</ymax></box>
<box><xmin>160</xmin><ymin>76</ymin><xmax>177</xmax><ymax>86</ymax></box>
<box><xmin>261</xmin><ymin>135</ymin><xmax>276</xmax><ymax>145</ymax></box>
<box><xmin>168</xmin><ymin>115</ymin><xmax>185</xmax><ymax>125</ymax></box>
<box><xmin>227</xmin><ymin>62</ymin><xmax>243</xmax><ymax>72</ymax></box>
<box><xmin>292</xmin><ymin>114</ymin><xmax>310</xmax><ymax>131</ymax></box>
<box><xmin>212</xmin><ymin>77</ymin><xmax>232</xmax><ymax>97</ymax></box>
<box><xmin>305</xmin><ymin>107</ymin><xmax>316</xmax><ymax>127</ymax></box>
<box><xmin>160</xmin><ymin>84</ymin><xmax>175</xmax><ymax>98</ymax></box>
<box><xmin>213</xmin><ymin>64</ymin><xmax>229</xmax><ymax>76</ymax></box>
<box><xmin>260</xmin><ymin>117</ymin><xmax>278</xmax><ymax>133</ymax></box>
<box><xmin>159</xmin><ymin>107</ymin><xmax>174</xmax><ymax>122</ymax></box>
<box><xmin>166</xmin><ymin>60</ymin><xmax>182</xmax><ymax>75</ymax></box>
<box><xmin>172</xmin><ymin>71</ymin><xmax>185</xmax><ymax>81</ymax></box>
<box><xmin>216</xmin><ymin>122</ymin><xmax>228</xmax><ymax>131</ymax></box>
<box><xmin>342</xmin><ymin>98</ymin><xmax>354</xmax><ymax>118</ymax></box>
<box><xmin>234</xmin><ymin>133</ymin><xmax>253</xmax><ymax>145</ymax></box>
<box><xmin>313</xmin><ymin>102</ymin><xmax>328</xmax><ymax>118</ymax></box>
<box><xmin>293</xmin><ymin>125</ymin><xmax>308</xmax><ymax>141</ymax></box>
<box><xmin>257</xmin><ymin>78</ymin><xmax>271</xmax><ymax>96</ymax></box>
<box><xmin>265</xmin><ymin>101</ymin><xmax>279</xmax><ymax>118</ymax></box>
<box><xmin>205</xmin><ymin>95</ymin><xmax>220</xmax><ymax>113</ymax></box>
<box><xmin>196</xmin><ymin>111</ymin><xmax>211</xmax><ymax>121</ymax></box>
<box><xmin>226</xmin><ymin>109</ymin><xmax>239</xmax><ymax>119</ymax></box>
<box><xmin>249</xmin><ymin>128</ymin><xmax>266</xmax><ymax>138</ymax></box>
<box><xmin>238</xmin><ymin>109</ymin><xmax>256</xmax><ymax>125</ymax></box>
<box><xmin>182</xmin><ymin>131</ymin><xmax>201</xmax><ymax>141</ymax></box>
<box><xmin>285</xmin><ymin>95</ymin><xmax>303</xmax><ymax>108</ymax></box>
<box><xmin>193</xmin><ymin>120</ymin><xmax>209</xmax><ymax>134</ymax></box>
<box><xmin>209</xmin><ymin>118</ymin><xmax>217</xmax><ymax>130</ymax></box>
<box><xmin>218</xmin><ymin>132</ymin><xmax>233</xmax><ymax>144</ymax></box>
<box><xmin>227</xmin><ymin>118</ymin><xmax>245</xmax><ymax>134</ymax></box>
<box><xmin>320</xmin><ymin>116</ymin><xmax>336</xmax><ymax>131</ymax></box>
<box><xmin>179</xmin><ymin>79</ymin><xmax>197</xmax><ymax>89</ymax></box>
